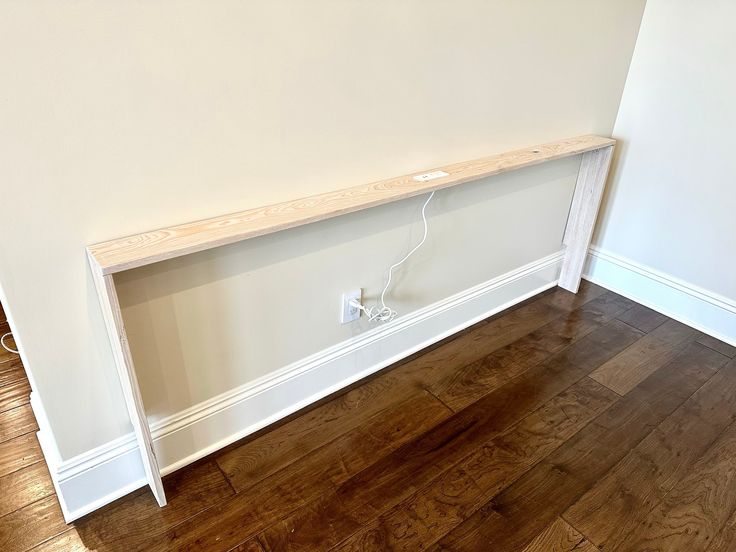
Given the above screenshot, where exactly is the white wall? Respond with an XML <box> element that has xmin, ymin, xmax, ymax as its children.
<box><xmin>589</xmin><ymin>0</ymin><xmax>736</xmax><ymax>344</ymax></box>
<box><xmin>0</xmin><ymin>0</ymin><xmax>645</xmax><ymax>480</ymax></box>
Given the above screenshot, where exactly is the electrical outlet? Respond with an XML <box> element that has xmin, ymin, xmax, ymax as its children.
<box><xmin>340</xmin><ymin>289</ymin><xmax>362</xmax><ymax>324</ymax></box>
<box><xmin>412</xmin><ymin>170</ymin><xmax>449</xmax><ymax>182</ymax></box>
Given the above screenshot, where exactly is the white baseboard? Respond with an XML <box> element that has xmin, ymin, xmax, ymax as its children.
<box><xmin>43</xmin><ymin>251</ymin><xmax>563</xmax><ymax>522</ymax></box>
<box><xmin>584</xmin><ymin>246</ymin><xmax>736</xmax><ymax>347</ymax></box>
<box><xmin>38</xmin><ymin>246</ymin><xmax>734</xmax><ymax>522</ymax></box>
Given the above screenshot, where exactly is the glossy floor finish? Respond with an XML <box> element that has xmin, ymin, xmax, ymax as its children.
<box><xmin>0</xmin><ymin>304</ymin><xmax>61</xmax><ymax>550</ymax></box>
<box><xmin>3</xmin><ymin>283</ymin><xmax>736</xmax><ymax>551</ymax></box>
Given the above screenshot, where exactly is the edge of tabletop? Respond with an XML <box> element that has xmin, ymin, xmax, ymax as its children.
<box><xmin>87</xmin><ymin>134</ymin><xmax>616</xmax><ymax>275</ymax></box>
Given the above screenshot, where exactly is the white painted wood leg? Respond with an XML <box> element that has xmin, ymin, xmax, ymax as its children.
<box><xmin>559</xmin><ymin>145</ymin><xmax>614</xmax><ymax>293</ymax></box>
<box><xmin>88</xmin><ymin>253</ymin><xmax>167</xmax><ymax>506</ymax></box>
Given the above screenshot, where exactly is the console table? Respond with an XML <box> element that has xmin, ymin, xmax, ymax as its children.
<box><xmin>87</xmin><ymin>134</ymin><xmax>615</xmax><ymax>506</ymax></box>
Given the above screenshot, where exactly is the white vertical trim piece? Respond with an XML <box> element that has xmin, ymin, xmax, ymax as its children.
<box><xmin>51</xmin><ymin>251</ymin><xmax>563</xmax><ymax>521</ymax></box>
<box><xmin>584</xmin><ymin>246</ymin><xmax>736</xmax><ymax>346</ymax></box>
<box><xmin>559</xmin><ymin>146</ymin><xmax>614</xmax><ymax>292</ymax></box>
<box><xmin>87</xmin><ymin>254</ymin><xmax>166</xmax><ymax>506</ymax></box>
<box><xmin>30</xmin><ymin>391</ymin><xmax>71</xmax><ymax>522</ymax></box>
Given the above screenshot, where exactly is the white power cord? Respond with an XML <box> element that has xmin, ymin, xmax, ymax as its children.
<box><xmin>1</xmin><ymin>332</ymin><xmax>18</xmax><ymax>354</ymax></box>
<box><xmin>352</xmin><ymin>191</ymin><xmax>435</xmax><ymax>323</ymax></box>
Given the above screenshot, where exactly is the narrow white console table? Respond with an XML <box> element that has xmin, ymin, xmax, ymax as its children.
<box><xmin>87</xmin><ymin>135</ymin><xmax>615</xmax><ymax>506</ymax></box>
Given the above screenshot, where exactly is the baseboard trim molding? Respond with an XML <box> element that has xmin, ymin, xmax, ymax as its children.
<box><xmin>584</xmin><ymin>246</ymin><xmax>736</xmax><ymax>346</ymax></box>
<box><xmin>50</xmin><ymin>251</ymin><xmax>563</xmax><ymax>521</ymax></box>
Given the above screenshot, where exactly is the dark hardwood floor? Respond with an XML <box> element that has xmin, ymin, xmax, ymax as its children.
<box><xmin>2</xmin><ymin>282</ymin><xmax>736</xmax><ymax>551</ymax></box>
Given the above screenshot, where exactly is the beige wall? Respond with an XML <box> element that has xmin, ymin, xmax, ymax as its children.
<box><xmin>592</xmin><ymin>0</ymin><xmax>736</xmax><ymax>341</ymax></box>
<box><xmin>0</xmin><ymin>1</ymin><xmax>645</xmax><ymax>459</ymax></box>
<box><xmin>117</xmin><ymin>161</ymin><xmax>579</xmax><ymax>420</ymax></box>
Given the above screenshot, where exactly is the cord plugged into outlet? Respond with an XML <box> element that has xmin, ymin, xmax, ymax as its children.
<box><xmin>340</xmin><ymin>290</ymin><xmax>362</xmax><ymax>324</ymax></box>
<box><xmin>340</xmin><ymin>190</ymin><xmax>435</xmax><ymax>325</ymax></box>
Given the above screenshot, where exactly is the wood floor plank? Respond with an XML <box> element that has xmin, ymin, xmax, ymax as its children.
<box><xmin>215</xmin><ymin>369</ymin><xmax>420</xmax><ymax>493</ymax></box>
<box><xmin>520</xmin><ymin>518</ymin><xmax>598</xmax><ymax>552</ymax></box>
<box><xmin>616</xmin><ymin>303</ymin><xmax>668</xmax><ymax>333</ymax></box>
<box><xmin>390</xmin><ymin>285</ymin><xmax>608</xmax><ymax>391</ymax></box>
<box><xmin>707</xmin><ymin>505</ymin><xmax>736</xmax><ymax>552</ymax></box>
<box><xmin>429</xmin><ymin>292</ymin><xmax>634</xmax><ymax>411</ymax></box>
<box><xmin>215</xmin><ymin>345</ymin><xmax>466</xmax><ymax>494</ymax></box>
<box><xmin>0</xmin><ymin>359</ymin><xmax>26</xmax><ymax>387</ymax></box>
<box><xmin>564</xmin><ymin>356</ymin><xmax>736</xmax><ymax>549</ymax></box>
<box><xmin>611</xmin><ymin>418</ymin><xmax>736</xmax><ymax>551</ymax></box>
<box><xmin>252</xmin><ymin>319</ymin><xmax>642</xmax><ymax>552</ymax></box>
<box><xmin>698</xmin><ymin>334</ymin><xmax>736</xmax><ymax>358</ymax></box>
<box><xmin>144</xmin><ymin>391</ymin><xmax>452</xmax><ymax>551</ymax></box>
<box><xmin>0</xmin><ymin>377</ymin><xmax>31</xmax><ymax>414</ymax></box>
<box><xmin>0</xmin><ymin>461</ymin><xmax>54</xmax><ymax>518</ymax></box>
<box><xmin>430</xmin><ymin>341</ymin><xmax>725</xmax><ymax>552</ymax></box>
<box><xmin>0</xmin><ymin>432</ymin><xmax>43</xmax><ymax>478</ymax></box>
<box><xmin>546</xmin><ymin>281</ymin><xmax>609</xmax><ymax>312</ymax></box>
<box><xmin>0</xmin><ymin>404</ymin><xmax>38</xmax><ymax>444</ymax></box>
<box><xmin>229</xmin><ymin>539</ymin><xmax>267</xmax><ymax>552</ymax></box>
<box><xmin>318</xmin><ymin>378</ymin><xmax>617</xmax><ymax>552</ymax></box>
<box><xmin>589</xmin><ymin>319</ymin><xmax>700</xmax><ymax>395</ymax></box>
<box><xmin>216</xmin><ymin>287</ymin><xmax>611</xmax><ymax>494</ymax></box>
<box><xmin>0</xmin><ymin>495</ymin><xmax>68</xmax><ymax>552</ymax></box>
<box><xmin>73</xmin><ymin>460</ymin><xmax>235</xmax><ymax>551</ymax></box>
<box><xmin>27</xmin><ymin>529</ymin><xmax>89</xmax><ymax>552</ymax></box>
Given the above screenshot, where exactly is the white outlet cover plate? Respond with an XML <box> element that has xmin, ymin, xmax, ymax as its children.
<box><xmin>340</xmin><ymin>289</ymin><xmax>362</xmax><ymax>324</ymax></box>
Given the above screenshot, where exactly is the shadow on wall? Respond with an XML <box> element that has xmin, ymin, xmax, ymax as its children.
<box><xmin>592</xmin><ymin>137</ymin><xmax>628</xmax><ymax>245</ymax></box>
